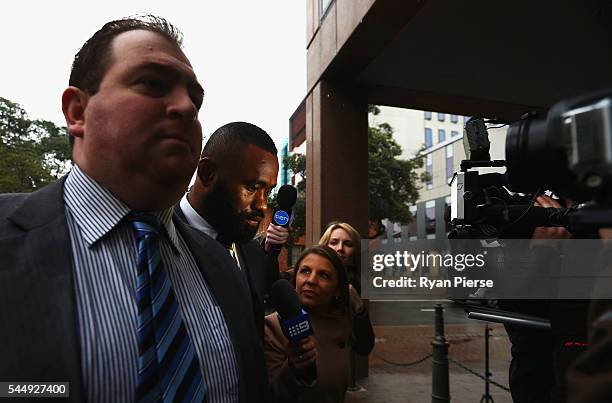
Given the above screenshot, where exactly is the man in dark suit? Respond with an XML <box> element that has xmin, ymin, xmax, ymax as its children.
<box><xmin>177</xmin><ymin>122</ymin><xmax>289</xmax><ymax>310</ymax></box>
<box><xmin>0</xmin><ymin>16</ymin><xmax>266</xmax><ymax>403</ymax></box>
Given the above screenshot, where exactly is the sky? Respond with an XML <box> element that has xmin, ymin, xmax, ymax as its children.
<box><xmin>0</xmin><ymin>1</ymin><xmax>306</xmax><ymax>149</ymax></box>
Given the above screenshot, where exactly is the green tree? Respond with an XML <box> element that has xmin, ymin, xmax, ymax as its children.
<box><xmin>368</xmin><ymin>121</ymin><xmax>427</xmax><ymax>223</ymax></box>
<box><xmin>0</xmin><ymin>97</ymin><xmax>71</xmax><ymax>193</ymax></box>
<box><xmin>268</xmin><ymin>153</ymin><xmax>306</xmax><ymax>241</ymax></box>
<box><xmin>272</xmin><ymin>105</ymin><xmax>426</xmax><ymax>236</ymax></box>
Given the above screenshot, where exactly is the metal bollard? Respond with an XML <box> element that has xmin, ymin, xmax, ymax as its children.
<box><xmin>431</xmin><ymin>304</ymin><xmax>450</xmax><ymax>403</ymax></box>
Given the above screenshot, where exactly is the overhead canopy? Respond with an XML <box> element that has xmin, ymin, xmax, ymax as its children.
<box><xmin>308</xmin><ymin>0</ymin><xmax>612</xmax><ymax>119</ymax></box>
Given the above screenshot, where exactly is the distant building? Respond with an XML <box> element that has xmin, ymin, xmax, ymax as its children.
<box><xmin>371</xmin><ymin>106</ymin><xmax>507</xmax><ymax>241</ymax></box>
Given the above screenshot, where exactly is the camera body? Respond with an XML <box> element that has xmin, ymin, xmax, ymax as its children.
<box><xmin>506</xmin><ymin>88</ymin><xmax>612</xmax><ymax>203</ymax></box>
<box><xmin>450</xmin><ymin>88</ymin><xmax>612</xmax><ymax>238</ymax></box>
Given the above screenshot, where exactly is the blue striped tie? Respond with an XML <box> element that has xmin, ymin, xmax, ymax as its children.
<box><xmin>129</xmin><ymin>213</ymin><xmax>207</xmax><ymax>403</ymax></box>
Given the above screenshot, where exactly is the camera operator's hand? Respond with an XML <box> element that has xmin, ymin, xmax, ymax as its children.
<box><xmin>530</xmin><ymin>195</ymin><xmax>571</xmax><ymax>248</ymax></box>
<box><xmin>599</xmin><ymin>228</ymin><xmax>612</xmax><ymax>244</ymax></box>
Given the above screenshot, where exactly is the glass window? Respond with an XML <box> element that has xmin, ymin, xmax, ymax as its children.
<box><xmin>451</xmin><ymin>114</ymin><xmax>458</xmax><ymax>123</ymax></box>
<box><xmin>438</xmin><ymin>129</ymin><xmax>446</xmax><ymax>143</ymax></box>
<box><xmin>437</xmin><ymin>113</ymin><xmax>445</xmax><ymax>122</ymax></box>
<box><xmin>425</xmin><ymin>128</ymin><xmax>432</xmax><ymax>148</ymax></box>
<box><xmin>424</xmin><ymin>111</ymin><xmax>432</xmax><ymax>120</ymax></box>
<box><xmin>425</xmin><ymin>200</ymin><xmax>436</xmax><ymax>237</ymax></box>
<box><xmin>451</xmin><ymin>130</ymin><xmax>459</xmax><ymax>137</ymax></box>
<box><xmin>407</xmin><ymin>205</ymin><xmax>418</xmax><ymax>240</ymax></box>
<box><xmin>426</xmin><ymin>154</ymin><xmax>433</xmax><ymax>190</ymax></box>
<box><xmin>445</xmin><ymin>145</ymin><xmax>454</xmax><ymax>182</ymax></box>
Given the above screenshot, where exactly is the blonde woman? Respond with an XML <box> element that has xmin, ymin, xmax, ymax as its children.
<box><xmin>319</xmin><ymin>221</ymin><xmax>362</xmax><ymax>294</ymax></box>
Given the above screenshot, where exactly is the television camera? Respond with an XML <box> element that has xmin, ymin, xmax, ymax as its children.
<box><xmin>449</xmin><ymin>87</ymin><xmax>612</xmax><ymax>239</ymax></box>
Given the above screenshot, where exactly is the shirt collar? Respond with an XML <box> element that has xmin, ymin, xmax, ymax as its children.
<box><xmin>179</xmin><ymin>193</ymin><xmax>219</xmax><ymax>240</ymax></box>
<box><xmin>64</xmin><ymin>165</ymin><xmax>180</xmax><ymax>251</ymax></box>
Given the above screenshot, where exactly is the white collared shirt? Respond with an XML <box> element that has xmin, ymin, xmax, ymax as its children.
<box><xmin>65</xmin><ymin>166</ymin><xmax>239</xmax><ymax>403</ymax></box>
<box><xmin>180</xmin><ymin>194</ymin><xmax>242</xmax><ymax>269</ymax></box>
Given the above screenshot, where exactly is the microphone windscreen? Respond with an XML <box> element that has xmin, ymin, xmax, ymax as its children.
<box><xmin>269</xmin><ymin>279</ymin><xmax>302</xmax><ymax>319</ymax></box>
<box><xmin>277</xmin><ymin>185</ymin><xmax>298</xmax><ymax>210</ymax></box>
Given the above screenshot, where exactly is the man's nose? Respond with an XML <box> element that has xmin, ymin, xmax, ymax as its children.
<box><xmin>166</xmin><ymin>87</ymin><xmax>198</xmax><ymax>122</ymax></box>
<box><xmin>252</xmin><ymin>189</ymin><xmax>268</xmax><ymax>212</ymax></box>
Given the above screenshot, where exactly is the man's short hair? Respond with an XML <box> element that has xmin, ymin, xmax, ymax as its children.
<box><xmin>202</xmin><ymin>122</ymin><xmax>277</xmax><ymax>162</ymax></box>
<box><xmin>67</xmin><ymin>15</ymin><xmax>183</xmax><ymax>148</ymax></box>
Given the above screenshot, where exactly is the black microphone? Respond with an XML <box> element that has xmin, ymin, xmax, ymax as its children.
<box><xmin>271</xmin><ymin>185</ymin><xmax>297</xmax><ymax>252</ymax></box>
<box><xmin>269</xmin><ymin>279</ymin><xmax>317</xmax><ymax>383</ymax></box>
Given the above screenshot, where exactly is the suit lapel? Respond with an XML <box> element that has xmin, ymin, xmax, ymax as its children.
<box><xmin>3</xmin><ymin>178</ymin><xmax>84</xmax><ymax>401</ymax></box>
<box><xmin>173</xmin><ymin>216</ymin><xmax>253</xmax><ymax>397</ymax></box>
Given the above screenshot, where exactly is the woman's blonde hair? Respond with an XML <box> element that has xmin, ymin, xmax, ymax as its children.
<box><xmin>318</xmin><ymin>221</ymin><xmax>361</xmax><ymax>273</ymax></box>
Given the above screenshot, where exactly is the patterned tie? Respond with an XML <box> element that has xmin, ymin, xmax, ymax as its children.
<box><xmin>129</xmin><ymin>213</ymin><xmax>206</xmax><ymax>403</ymax></box>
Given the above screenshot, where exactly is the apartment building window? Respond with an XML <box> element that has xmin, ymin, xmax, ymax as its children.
<box><xmin>425</xmin><ymin>128</ymin><xmax>432</xmax><ymax>148</ymax></box>
<box><xmin>451</xmin><ymin>130</ymin><xmax>459</xmax><ymax>138</ymax></box>
<box><xmin>451</xmin><ymin>114</ymin><xmax>458</xmax><ymax>123</ymax></box>
<box><xmin>426</xmin><ymin>154</ymin><xmax>433</xmax><ymax>190</ymax></box>
<box><xmin>438</xmin><ymin>129</ymin><xmax>446</xmax><ymax>143</ymax></box>
<box><xmin>425</xmin><ymin>200</ymin><xmax>436</xmax><ymax>238</ymax></box>
<box><xmin>424</xmin><ymin>111</ymin><xmax>432</xmax><ymax>120</ymax></box>
<box><xmin>437</xmin><ymin>113</ymin><xmax>445</xmax><ymax>122</ymax></box>
<box><xmin>445</xmin><ymin>145</ymin><xmax>454</xmax><ymax>182</ymax></box>
<box><xmin>407</xmin><ymin>205</ymin><xmax>418</xmax><ymax>240</ymax></box>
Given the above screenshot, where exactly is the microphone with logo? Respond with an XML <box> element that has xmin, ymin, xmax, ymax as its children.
<box><xmin>269</xmin><ymin>279</ymin><xmax>317</xmax><ymax>384</ymax></box>
<box><xmin>271</xmin><ymin>185</ymin><xmax>298</xmax><ymax>254</ymax></box>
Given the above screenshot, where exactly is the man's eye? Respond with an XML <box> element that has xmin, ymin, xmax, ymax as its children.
<box><xmin>191</xmin><ymin>94</ymin><xmax>203</xmax><ymax>110</ymax></box>
<box><xmin>138</xmin><ymin>78</ymin><xmax>168</xmax><ymax>92</ymax></box>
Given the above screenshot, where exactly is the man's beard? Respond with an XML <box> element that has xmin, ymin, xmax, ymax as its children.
<box><xmin>204</xmin><ymin>178</ymin><xmax>263</xmax><ymax>244</ymax></box>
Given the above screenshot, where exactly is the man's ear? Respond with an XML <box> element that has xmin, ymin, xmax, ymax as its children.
<box><xmin>197</xmin><ymin>157</ymin><xmax>217</xmax><ymax>187</ymax></box>
<box><xmin>62</xmin><ymin>86</ymin><xmax>89</xmax><ymax>139</ymax></box>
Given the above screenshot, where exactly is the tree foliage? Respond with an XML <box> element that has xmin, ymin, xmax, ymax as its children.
<box><xmin>268</xmin><ymin>153</ymin><xmax>306</xmax><ymax>241</ymax></box>
<box><xmin>0</xmin><ymin>97</ymin><xmax>71</xmax><ymax>193</ymax></box>
<box><xmin>368</xmin><ymin>122</ymin><xmax>427</xmax><ymax>223</ymax></box>
<box><xmin>272</xmin><ymin>106</ymin><xmax>426</xmax><ymax>238</ymax></box>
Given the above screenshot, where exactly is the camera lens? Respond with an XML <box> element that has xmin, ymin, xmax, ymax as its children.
<box><xmin>505</xmin><ymin>114</ymin><xmax>568</xmax><ymax>193</ymax></box>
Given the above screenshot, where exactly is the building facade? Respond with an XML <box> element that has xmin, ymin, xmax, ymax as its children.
<box><xmin>371</xmin><ymin>106</ymin><xmax>507</xmax><ymax>241</ymax></box>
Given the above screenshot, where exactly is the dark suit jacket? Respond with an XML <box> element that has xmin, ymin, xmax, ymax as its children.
<box><xmin>235</xmin><ymin>239</ymin><xmax>279</xmax><ymax>307</ymax></box>
<box><xmin>174</xmin><ymin>206</ymin><xmax>280</xmax><ymax>309</ymax></box>
<box><xmin>0</xmin><ymin>178</ymin><xmax>267</xmax><ymax>403</ymax></box>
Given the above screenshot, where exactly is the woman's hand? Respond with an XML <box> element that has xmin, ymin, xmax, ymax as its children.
<box><xmin>349</xmin><ymin>284</ymin><xmax>365</xmax><ymax>315</ymax></box>
<box><xmin>287</xmin><ymin>336</ymin><xmax>317</xmax><ymax>370</ymax></box>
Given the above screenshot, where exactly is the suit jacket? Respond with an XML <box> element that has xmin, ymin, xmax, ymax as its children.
<box><xmin>234</xmin><ymin>239</ymin><xmax>279</xmax><ymax>307</ymax></box>
<box><xmin>174</xmin><ymin>206</ymin><xmax>280</xmax><ymax>309</ymax></box>
<box><xmin>0</xmin><ymin>178</ymin><xmax>267</xmax><ymax>403</ymax></box>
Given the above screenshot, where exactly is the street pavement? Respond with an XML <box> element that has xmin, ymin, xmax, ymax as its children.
<box><xmin>346</xmin><ymin>300</ymin><xmax>513</xmax><ymax>403</ymax></box>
